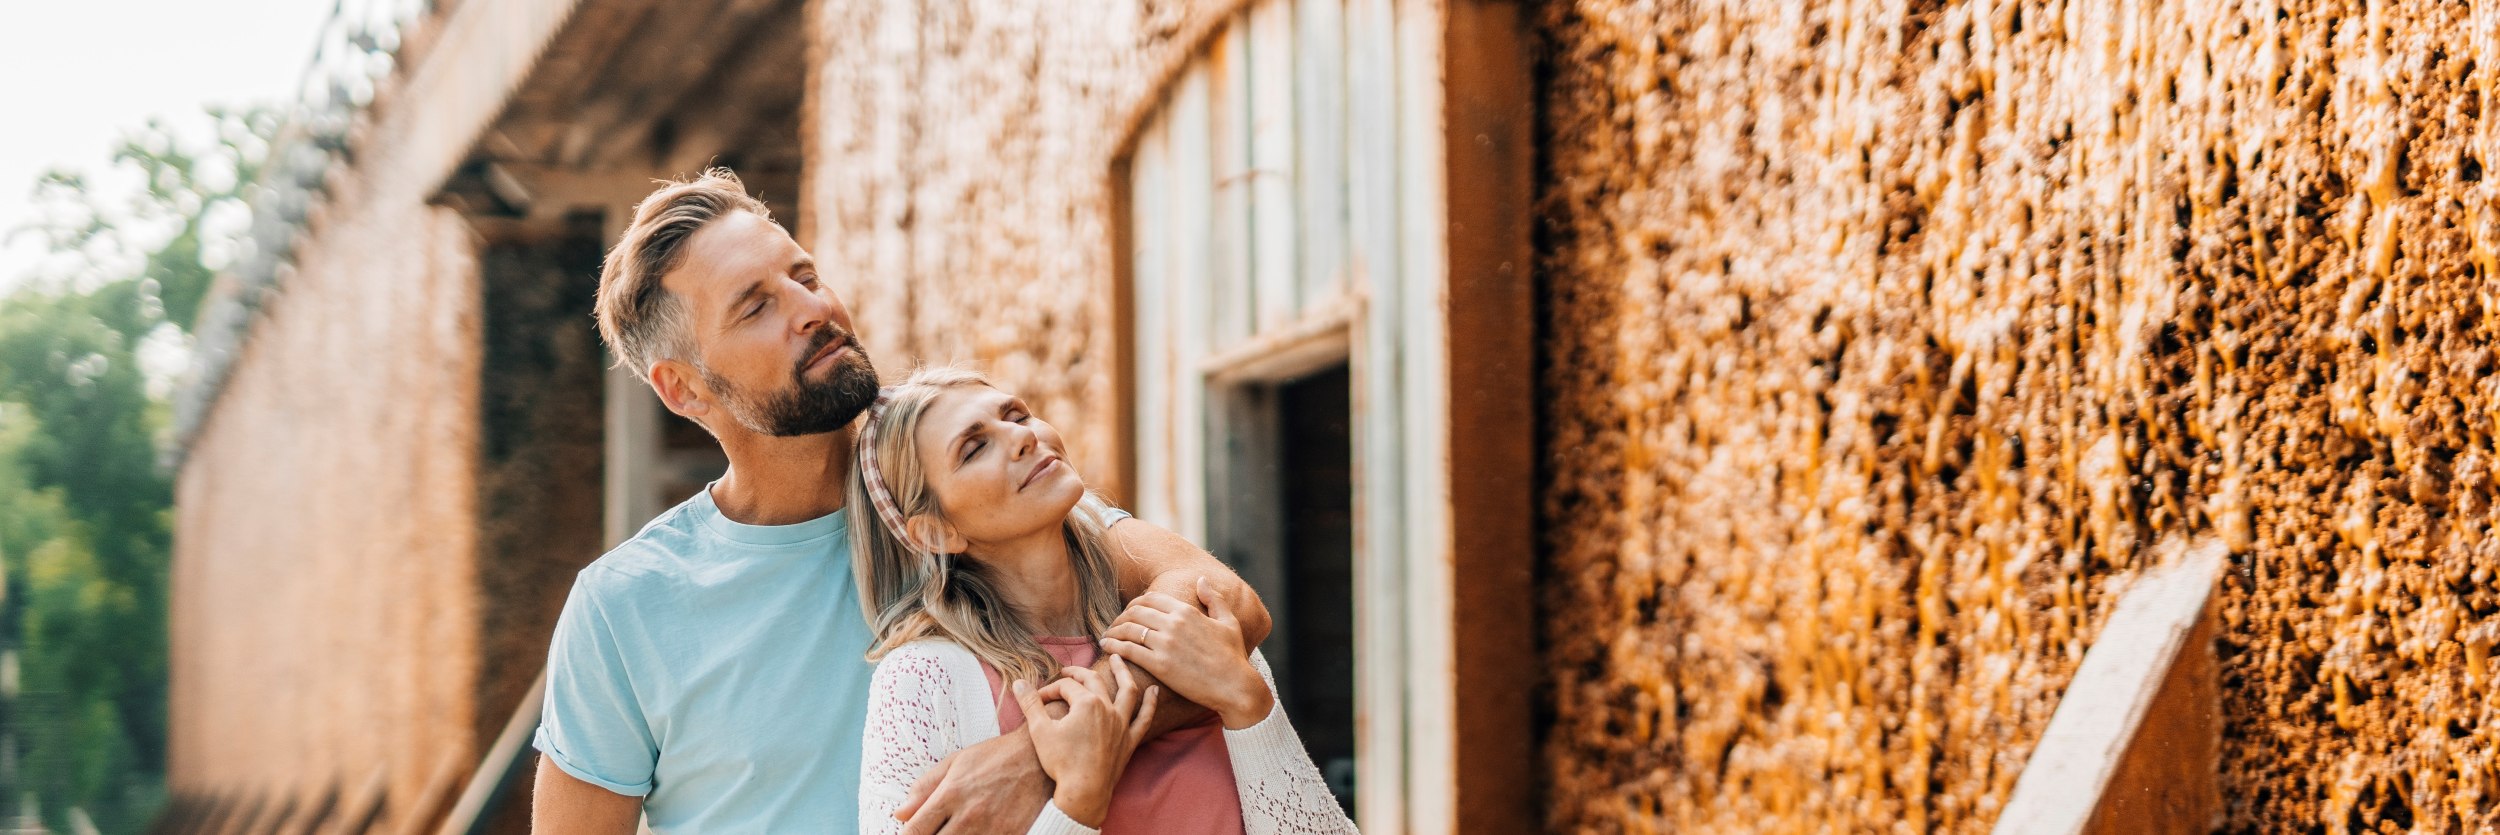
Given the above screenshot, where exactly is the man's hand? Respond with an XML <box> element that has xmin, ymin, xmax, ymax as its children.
<box><xmin>1096</xmin><ymin>517</ymin><xmax>1273</xmax><ymax>738</ymax></box>
<box><xmin>895</xmin><ymin>728</ymin><xmax>1052</xmax><ymax>835</ymax></box>
<box><xmin>1105</xmin><ymin>519</ymin><xmax>1273</xmax><ymax>649</ymax></box>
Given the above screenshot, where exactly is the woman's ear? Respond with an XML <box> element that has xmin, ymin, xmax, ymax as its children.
<box><xmin>904</xmin><ymin>513</ymin><xmax>970</xmax><ymax>554</ymax></box>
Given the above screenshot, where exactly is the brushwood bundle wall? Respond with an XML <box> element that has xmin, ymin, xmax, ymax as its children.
<box><xmin>171</xmin><ymin>175</ymin><xmax>486</xmax><ymax>821</ymax></box>
<box><xmin>806</xmin><ymin>0</ymin><xmax>1243</xmax><ymax>492</ymax></box>
<box><xmin>1535</xmin><ymin>0</ymin><xmax>2500</xmax><ymax>831</ymax></box>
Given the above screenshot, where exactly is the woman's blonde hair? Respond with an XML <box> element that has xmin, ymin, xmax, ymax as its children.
<box><xmin>847</xmin><ymin>366</ymin><xmax>1125</xmax><ymax>684</ymax></box>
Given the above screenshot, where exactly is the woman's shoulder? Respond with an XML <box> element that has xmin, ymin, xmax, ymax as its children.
<box><xmin>879</xmin><ymin>636</ymin><xmax>970</xmax><ymax>661</ymax></box>
<box><xmin>870</xmin><ymin>638</ymin><xmax>984</xmax><ymax>691</ymax></box>
<box><xmin>867</xmin><ymin>637</ymin><xmax>1005</xmax><ymax>744</ymax></box>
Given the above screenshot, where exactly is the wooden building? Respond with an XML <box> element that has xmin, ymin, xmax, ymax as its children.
<box><xmin>166</xmin><ymin>0</ymin><xmax>2500</xmax><ymax>831</ymax></box>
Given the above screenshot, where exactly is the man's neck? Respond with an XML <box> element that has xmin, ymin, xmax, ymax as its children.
<box><xmin>709</xmin><ymin>424</ymin><xmax>858</xmax><ymax>526</ymax></box>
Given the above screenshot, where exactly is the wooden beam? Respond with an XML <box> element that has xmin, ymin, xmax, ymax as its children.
<box><xmin>1993</xmin><ymin>537</ymin><xmax>2226</xmax><ymax>835</ymax></box>
<box><xmin>1438</xmin><ymin>1</ymin><xmax>1539</xmax><ymax>831</ymax></box>
<box><xmin>643</xmin><ymin>20</ymin><xmax>813</xmax><ymax>178</ymax></box>
<box><xmin>380</xmin><ymin>0</ymin><xmax>584</xmax><ymax>204</ymax></box>
<box><xmin>551</xmin><ymin>0</ymin><xmax>797</xmax><ymax>169</ymax></box>
<box><xmin>444</xmin><ymin>164</ymin><xmax>674</xmax><ymax>246</ymax></box>
<box><xmin>496</xmin><ymin>0</ymin><xmax>668</xmax><ymax>161</ymax></box>
<box><xmin>1200</xmin><ymin>301</ymin><xmax>1355</xmax><ymax>384</ymax></box>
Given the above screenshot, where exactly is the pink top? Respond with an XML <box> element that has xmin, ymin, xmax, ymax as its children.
<box><xmin>983</xmin><ymin>637</ymin><xmax>1247</xmax><ymax>835</ymax></box>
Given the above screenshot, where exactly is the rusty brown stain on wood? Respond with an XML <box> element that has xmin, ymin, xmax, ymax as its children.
<box><xmin>2085</xmin><ymin>603</ymin><xmax>2221</xmax><ymax>835</ymax></box>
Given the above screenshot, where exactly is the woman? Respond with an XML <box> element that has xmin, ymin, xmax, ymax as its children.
<box><xmin>850</xmin><ymin>366</ymin><xmax>1357</xmax><ymax>835</ymax></box>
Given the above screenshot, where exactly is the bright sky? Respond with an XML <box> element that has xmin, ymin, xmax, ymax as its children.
<box><xmin>0</xmin><ymin>0</ymin><xmax>338</xmax><ymax>290</ymax></box>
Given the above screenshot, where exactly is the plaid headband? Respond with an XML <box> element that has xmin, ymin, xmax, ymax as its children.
<box><xmin>856</xmin><ymin>387</ymin><xmax>917</xmax><ymax>549</ymax></box>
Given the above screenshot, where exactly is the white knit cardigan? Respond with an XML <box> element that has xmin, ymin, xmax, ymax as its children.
<box><xmin>857</xmin><ymin>639</ymin><xmax>1359</xmax><ymax>835</ymax></box>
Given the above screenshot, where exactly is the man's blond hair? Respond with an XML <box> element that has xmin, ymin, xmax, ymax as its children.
<box><xmin>594</xmin><ymin>168</ymin><xmax>773</xmax><ymax>374</ymax></box>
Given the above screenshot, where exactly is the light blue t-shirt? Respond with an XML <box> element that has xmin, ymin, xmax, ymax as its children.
<box><xmin>533</xmin><ymin>488</ymin><xmax>873</xmax><ymax>832</ymax></box>
<box><xmin>534</xmin><ymin>486</ymin><xmax>1133</xmax><ymax>831</ymax></box>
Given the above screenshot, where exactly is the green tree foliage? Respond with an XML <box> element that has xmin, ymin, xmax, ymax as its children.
<box><xmin>1</xmin><ymin>105</ymin><xmax>275</xmax><ymax>833</ymax></box>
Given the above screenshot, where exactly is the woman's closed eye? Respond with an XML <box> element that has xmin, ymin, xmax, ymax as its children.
<box><xmin>955</xmin><ymin>402</ymin><xmax>1035</xmax><ymax>466</ymax></box>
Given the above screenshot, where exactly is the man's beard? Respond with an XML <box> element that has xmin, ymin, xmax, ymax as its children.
<box><xmin>702</xmin><ymin>330</ymin><xmax>881</xmax><ymax>437</ymax></box>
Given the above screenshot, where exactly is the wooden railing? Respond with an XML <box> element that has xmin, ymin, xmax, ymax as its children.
<box><xmin>434</xmin><ymin>671</ymin><xmax>547</xmax><ymax>835</ymax></box>
<box><xmin>1994</xmin><ymin>536</ymin><xmax>2227</xmax><ymax>835</ymax></box>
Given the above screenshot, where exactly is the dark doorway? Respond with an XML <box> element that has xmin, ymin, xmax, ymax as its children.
<box><xmin>1270</xmin><ymin>363</ymin><xmax>1356</xmax><ymax>815</ymax></box>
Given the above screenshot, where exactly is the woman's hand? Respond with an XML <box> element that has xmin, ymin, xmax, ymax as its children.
<box><xmin>1015</xmin><ymin>656</ymin><xmax>1158</xmax><ymax>827</ymax></box>
<box><xmin>1100</xmin><ymin>578</ymin><xmax>1275</xmax><ymax>729</ymax></box>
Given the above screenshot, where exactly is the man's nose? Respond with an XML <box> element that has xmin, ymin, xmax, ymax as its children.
<box><xmin>790</xmin><ymin>284</ymin><xmax>834</xmax><ymax>333</ymax></box>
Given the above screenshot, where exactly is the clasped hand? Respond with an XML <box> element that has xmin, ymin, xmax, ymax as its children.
<box><xmin>1099</xmin><ymin>577</ymin><xmax>1274</xmax><ymax>730</ymax></box>
<box><xmin>1014</xmin><ymin>655</ymin><xmax>1158</xmax><ymax>828</ymax></box>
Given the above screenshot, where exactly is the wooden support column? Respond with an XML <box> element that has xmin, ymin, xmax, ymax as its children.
<box><xmin>602</xmin><ymin>205</ymin><xmax>666</xmax><ymax>548</ymax></box>
<box><xmin>1436</xmin><ymin>0</ymin><xmax>1539</xmax><ymax>831</ymax></box>
<box><xmin>602</xmin><ymin>364</ymin><xmax>665</xmax><ymax>547</ymax></box>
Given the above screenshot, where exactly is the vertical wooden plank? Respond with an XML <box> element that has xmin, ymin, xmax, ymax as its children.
<box><xmin>1130</xmin><ymin>117</ymin><xmax>1175</xmax><ymax>526</ymax></box>
<box><xmin>1393</xmin><ymin>0</ymin><xmax>1454</xmax><ymax>827</ymax></box>
<box><xmin>1343</xmin><ymin>0</ymin><xmax>1408</xmax><ymax>829</ymax></box>
<box><xmin>1210</xmin><ymin>20</ymin><xmax>1256</xmax><ymax>356</ymax></box>
<box><xmin>1297</xmin><ymin>0</ymin><xmax>1350</xmax><ymax>311</ymax></box>
<box><xmin>1249</xmin><ymin>0</ymin><xmax>1301</xmax><ymax>335</ymax></box>
<box><xmin>1170</xmin><ymin>62</ymin><xmax>1217</xmax><ymax>543</ymax></box>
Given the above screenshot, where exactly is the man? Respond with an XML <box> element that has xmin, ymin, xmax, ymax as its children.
<box><xmin>531</xmin><ymin>169</ymin><xmax>1268</xmax><ymax>832</ymax></box>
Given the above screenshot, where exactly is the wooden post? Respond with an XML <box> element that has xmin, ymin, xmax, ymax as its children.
<box><xmin>1435</xmin><ymin>0</ymin><xmax>1540</xmax><ymax>830</ymax></box>
<box><xmin>602</xmin><ymin>202</ymin><xmax>664</xmax><ymax>548</ymax></box>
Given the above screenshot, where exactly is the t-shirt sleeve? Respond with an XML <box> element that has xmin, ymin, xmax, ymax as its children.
<box><xmin>533</xmin><ymin>572</ymin><xmax>659</xmax><ymax>797</ymax></box>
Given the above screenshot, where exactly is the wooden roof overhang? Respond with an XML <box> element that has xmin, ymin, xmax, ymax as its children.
<box><xmin>436</xmin><ymin>0</ymin><xmax>810</xmax><ymax>243</ymax></box>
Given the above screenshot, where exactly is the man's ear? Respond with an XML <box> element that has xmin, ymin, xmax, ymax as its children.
<box><xmin>648</xmin><ymin>358</ymin><xmax>712</xmax><ymax>422</ymax></box>
<box><xmin>903</xmin><ymin>513</ymin><xmax>970</xmax><ymax>554</ymax></box>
